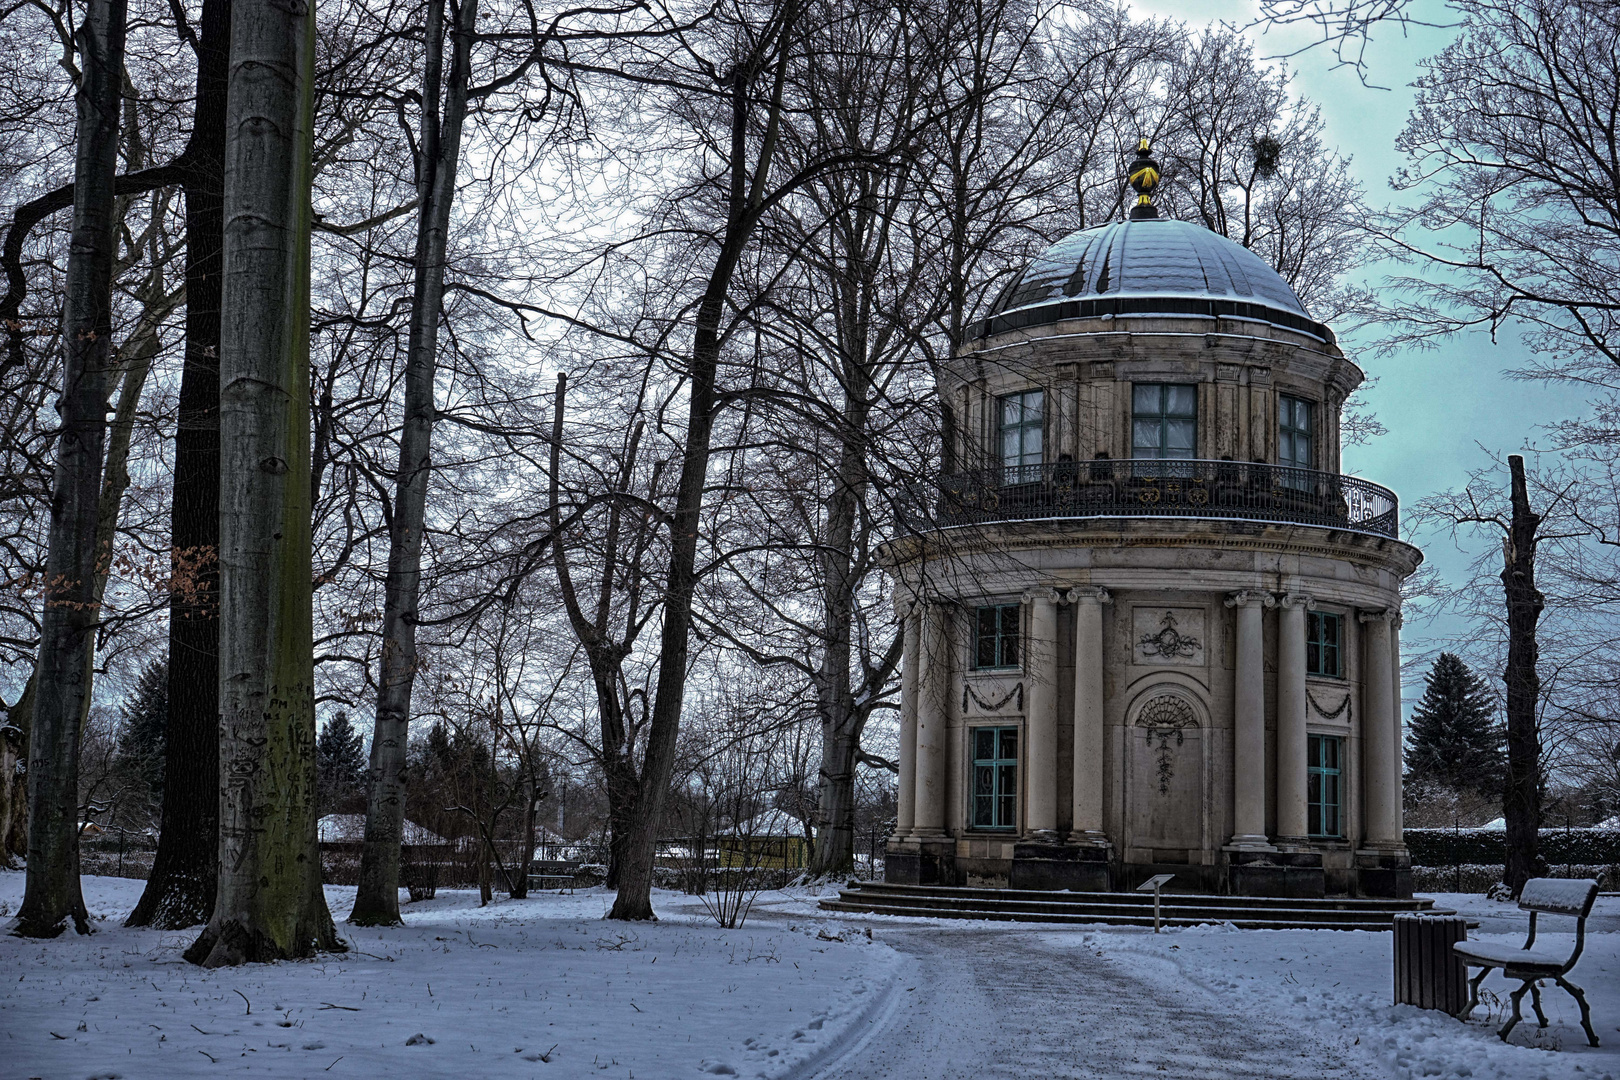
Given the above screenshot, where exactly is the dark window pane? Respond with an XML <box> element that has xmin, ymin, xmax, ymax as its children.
<box><xmin>1323</xmin><ymin>614</ymin><xmax>1338</xmax><ymax>646</ymax></box>
<box><xmin>999</xmin><ymin>728</ymin><xmax>1018</xmax><ymax>760</ymax></box>
<box><xmin>999</xmin><ymin>763</ymin><xmax>1018</xmax><ymax>799</ymax></box>
<box><xmin>974</xmin><ymin>764</ymin><xmax>993</xmax><ymax>797</ymax></box>
<box><xmin>975</xmin><ymin>728</ymin><xmax>995</xmax><ymax>762</ymax></box>
<box><xmin>973</xmin><ymin>796</ymin><xmax>990</xmax><ymax>828</ymax></box>
<box><xmin>1308</xmin><ymin>803</ymin><xmax>1321</xmax><ymax>837</ymax></box>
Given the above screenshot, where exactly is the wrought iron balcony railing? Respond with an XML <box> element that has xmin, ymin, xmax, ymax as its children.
<box><xmin>936</xmin><ymin>459</ymin><xmax>1399</xmax><ymax>538</ymax></box>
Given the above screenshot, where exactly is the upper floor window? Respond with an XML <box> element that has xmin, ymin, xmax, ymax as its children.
<box><xmin>1279</xmin><ymin>395</ymin><xmax>1313</xmax><ymax>471</ymax></box>
<box><xmin>1000</xmin><ymin>390</ymin><xmax>1043</xmax><ymax>481</ymax></box>
<box><xmin>1307</xmin><ymin>611</ymin><xmax>1342</xmax><ymax>678</ymax></box>
<box><xmin>1132</xmin><ymin>384</ymin><xmax>1197</xmax><ymax>460</ymax></box>
<box><xmin>974</xmin><ymin>604</ymin><xmax>1020</xmax><ymax>670</ymax></box>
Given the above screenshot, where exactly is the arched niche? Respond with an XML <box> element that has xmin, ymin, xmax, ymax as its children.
<box><xmin>1122</xmin><ymin>682</ymin><xmax>1212</xmax><ymax>856</ymax></box>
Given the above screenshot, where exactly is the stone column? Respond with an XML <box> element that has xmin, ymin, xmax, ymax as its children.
<box><xmin>1225</xmin><ymin>590</ymin><xmax>1275</xmax><ymax>848</ymax></box>
<box><xmin>1023</xmin><ymin>588</ymin><xmax>1061</xmax><ymax>839</ymax></box>
<box><xmin>1391</xmin><ymin>611</ymin><xmax>1405</xmax><ymax>835</ymax></box>
<box><xmin>913</xmin><ymin>601</ymin><xmax>951</xmax><ymax>836</ymax></box>
<box><xmin>1276</xmin><ymin>593</ymin><xmax>1313</xmax><ymax>844</ymax></box>
<box><xmin>896</xmin><ymin>603</ymin><xmax>921</xmax><ymax>838</ymax></box>
<box><xmin>1359</xmin><ymin>609</ymin><xmax>1400</xmax><ymax>847</ymax></box>
<box><xmin>1069</xmin><ymin>586</ymin><xmax>1111</xmax><ymax>844</ymax></box>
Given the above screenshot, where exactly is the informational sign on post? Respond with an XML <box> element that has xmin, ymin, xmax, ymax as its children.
<box><xmin>1136</xmin><ymin>874</ymin><xmax>1175</xmax><ymax>932</ymax></box>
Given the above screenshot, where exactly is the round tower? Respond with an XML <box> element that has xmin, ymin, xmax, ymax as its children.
<box><xmin>883</xmin><ymin>168</ymin><xmax>1421</xmax><ymax>899</ymax></box>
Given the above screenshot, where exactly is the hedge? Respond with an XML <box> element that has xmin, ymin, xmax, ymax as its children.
<box><xmin>1413</xmin><ymin>863</ymin><xmax>1615</xmax><ymax>893</ymax></box>
<box><xmin>1405</xmin><ymin>827</ymin><xmax>1620</xmax><ymax>866</ymax></box>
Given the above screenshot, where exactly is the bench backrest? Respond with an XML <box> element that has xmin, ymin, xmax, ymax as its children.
<box><xmin>1520</xmin><ymin>878</ymin><xmax>1599</xmax><ymax>919</ymax></box>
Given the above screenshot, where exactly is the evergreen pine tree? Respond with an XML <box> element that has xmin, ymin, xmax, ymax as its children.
<box><xmin>1406</xmin><ymin>653</ymin><xmax>1506</xmax><ymax>797</ymax></box>
<box><xmin>316</xmin><ymin>712</ymin><xmax>368</xmax><ymax>813</ymax></box>
<box><xmin>115</xmin><ymin>659</ymin><xmax>168</xmax><ymax>820</ymax></box>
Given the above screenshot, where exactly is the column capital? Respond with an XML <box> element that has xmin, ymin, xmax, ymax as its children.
<box><xmin>1278</xmin><ymin>592</ymin><xmax>1315</xmax><ymax>611</ymax></box>
<box><xmin>1067</xmin><ymin>585</ymin><xmax>1112</xmax><ymax>605</ymax></box>
<box><xmin>1358</xmin><ymin>607</ymin><xmax>1398</xmax><ymax>625</ymax></box>
<box><xmin>1022</xmin><ymin>586</ymin><xmax>1065</xmax><ymax>606</ymax></box>
<box><xmin>1224</xmin><ymin>589</ymin><xmax>1276</xmax><ymax>609</ymax></box>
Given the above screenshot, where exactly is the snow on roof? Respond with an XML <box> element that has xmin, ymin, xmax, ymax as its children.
<box><xmin>1480</xmin><ymin>817</ymin><xmax>1506</xmax><ymax>831</ymax></box>
<box><xmin>317</xmin><ymin>813</ymin><xmax>447</xmax><ymax>846</ymax></box>
<box><xmin>724</xmin><ymin>808</ymin><xmax>811</xmax><ymax>838</ymax></box>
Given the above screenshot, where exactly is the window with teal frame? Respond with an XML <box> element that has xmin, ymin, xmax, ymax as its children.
<box><xmin>1307</xmin><ymin>611</ymin><xmax>1342</xmax><ymax>677</ymax></box>
<box><xmin>1132</xmin><ymin>383</ymin><xmax>1197</xmax><ymax>460</ymax></box>
<box><xmin>1279</xmin><ymin>394</ymin><xmax>1312</xmax><ymax>490</ymax></box>
<box><xmin>1000</xmin><ymin>390</ymin><xmax>1044</xmax><ymax>482</ymax></box>
<box><xmin>974</xmin><ymin>604</ymin><xmax>1020</xmax><ymax>669</ymax></box>
<box><xmin>1307</xmin><ymin>733</ymin><xmax>1343</xmax><ymax>838</ymax></box>
<box><xmin>971</xmin><ymin>726</ymin><xmax>1019</xmax><ymax>830</ymax></box>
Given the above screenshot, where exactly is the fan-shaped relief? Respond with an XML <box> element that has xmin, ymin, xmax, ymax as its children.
<box><xmin>1134</xmin><ymin>694</ymin><xmax>1200</xmax><ymax>795</ymax></box>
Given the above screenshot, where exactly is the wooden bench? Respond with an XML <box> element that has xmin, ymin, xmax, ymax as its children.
<box><xmin>1453</xmin><ymin>877</ymin><xmax>1600</xmax><ymax>1046</ymax></box>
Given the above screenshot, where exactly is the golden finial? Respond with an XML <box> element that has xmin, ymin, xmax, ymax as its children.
<box><xmin>1128</xmin><ymin>139</ymin><xmax>1160</xmax><ymax>220</ymax></box>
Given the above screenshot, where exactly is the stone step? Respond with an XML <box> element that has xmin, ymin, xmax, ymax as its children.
<box><xmin>818</xmin><ymin>898</ymin><xmax>1396</xmax><ymax>932</ymax></box>
<box><xmin>821</xmin><ymin>882</ymin><xmax>1433</xmax><ymax>931</ymax></box>
<box><xmin>850</xmin><ymin>881</ymin><xmax>1432</xmax><ymax>912</ymax></box>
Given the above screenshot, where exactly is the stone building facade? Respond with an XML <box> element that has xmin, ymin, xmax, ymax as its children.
<box><xmin>882</xmin><ymin>214</ymin><xmax>1422</xmax><ymax>899</ymax></box>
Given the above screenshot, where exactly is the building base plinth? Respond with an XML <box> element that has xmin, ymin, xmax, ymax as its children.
<box><xmin>1008</xmin><ymin>841</ymin><xmax>1112</xmax><ymax>891</ymax></box>
<box><xmin>1225</xmin><ymin>848</ymin><xmax>1325</xmax><ymax>898</ymax></box>
<box><xmin>1355</xmin><ymin>848</ymin><xmax>1413</xmax><ymax>899</ymax></box>
<box><xmin>884</xmin><ymin>837</ymin><xmax>957</xmax><ymax>886</ymax></box>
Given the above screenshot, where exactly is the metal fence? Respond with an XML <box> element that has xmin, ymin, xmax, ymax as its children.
<box><xmin>934</xmin><ymin>459</ymin><xmax>1399</xmax><ymax>538</ymax></box>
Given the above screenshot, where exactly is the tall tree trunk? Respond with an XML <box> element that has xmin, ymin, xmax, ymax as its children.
<box><xmin>1</xmin><ymin>674</ymin><xmax>36</xmax><ymax>866</ymax></box>
<box><xmin>808</xmin><ymin>392</ymin><xmax>866</xmax><ymax>878</ymax></box>
<box><xmin>184</xmin><ymin>0</ymin><xmax>340</xmax><ymax>966</ymax></box>
<box><xmin>609</xmin><ymin>8</ymin><xmax>798</xmax><ymax>921</ymax></box>
<box><xmin>129</xmin><ymin>0</ymin><xmax>230</xmax><ymax>931</ymax></box>
<box><xmin>12</xmin><ymin>0</ymin><xmax>128</xmax><ymax>939</ymax></box>
<box><xmin>351</xmin><ymin>0</ymin><xmax>477</xmax><ymax>928</ymax></box>
<box><xmin>1501</xmin><ymin>454</ymin><xmax>1547</xmax><ymax>896</ymax></box>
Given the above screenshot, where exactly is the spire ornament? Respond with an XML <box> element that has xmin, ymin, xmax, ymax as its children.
<box><xmin>1128</xmin><ymin>138</ymin><xmax>1160</xmax><ymax>220</ymax></box>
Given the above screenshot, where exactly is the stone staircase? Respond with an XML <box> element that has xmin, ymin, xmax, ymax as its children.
<box><xmin>820</xmin><ymin>881</ymin><xmax>1437</xmax><ymax>931</ymax></box>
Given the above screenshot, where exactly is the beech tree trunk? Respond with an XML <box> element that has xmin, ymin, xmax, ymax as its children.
<box><xmin>12</xmin><ymin>0</ymin><xmax>127</xmax><ymax>939</ymax></box>
<box><xmin>129</xmin><ymin>0</ymin><xmax>230</xmax><ymax>932</ymax></box>
<box><xmin>1501</xmin><ymin>454</ymin><xmax>1547</xmax><ymax>896</ymax></box>
<box><xmin>351</xmin><ymin>0</ymin><xmax>477</xmax><ymax>927</ymax></box>
<box><xmin>1</xmin><ymin>674</ymin><xmax>35</xmax><ymax>866</ymax></box>
<box><xmin>184</xmin><ymin>0</ymin><xmax>340</xmax><ymax>965</ymax></box>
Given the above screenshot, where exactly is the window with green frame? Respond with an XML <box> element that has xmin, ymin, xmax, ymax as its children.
<box><xmin>1308</xmin><ymin>733</ymin><xmax>1343</xmax><ymax>838</ymax></box>
<box><xmin>1307</xmin><ymin>611</ymin><xmax>1342</xmax><ymax>677</ymax></box>
<box><xmin>971</xmin><ymin>726</ymin><xmax>1019</xmax><ymax>829</ymax></box>
<box><xmin>1278</xmin><ymin>395</ymin><xmax>1313</xmax><ymax>470</ymax></box>
<box><xmin>974</xmin><ymin>604</ymin><xmax>1020</xmax><ymax>669</ymax></box>
<box><xmin>1000</xmin><ymin>389</ymin><xmax>1044</xmax><ymax>482</ymax></box>
<box><xmin>1132</xmin><ymin>383</ymin><xmax>1197</xmax><ymax>460</ymax></box>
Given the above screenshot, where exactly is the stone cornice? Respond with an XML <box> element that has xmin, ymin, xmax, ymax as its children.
<box><xmin>877</xmin><ymin>516</ymin><xmax>1423</xmax><ymax>580</ymax></box>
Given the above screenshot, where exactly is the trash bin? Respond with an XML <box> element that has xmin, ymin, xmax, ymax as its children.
<box><xmin>1393</xmin><ymin>913</ymin><xmax>1469</xmax><ymax>1014</ymax></box>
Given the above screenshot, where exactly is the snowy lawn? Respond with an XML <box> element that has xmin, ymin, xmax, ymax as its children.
<box><xmin>0</xmin><ymin>873</ymin><xmax>900</xmax><ymax>1080</ymax></box>
<box><xmin>795</xmin><ymin>887</ymin><xmax>1620</xmax><ymax>1080</ymax></box>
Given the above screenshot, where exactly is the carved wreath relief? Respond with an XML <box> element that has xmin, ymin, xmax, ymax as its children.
<box><xmin>1133</xmin><ymin>608</ymin><xmax>1205</xmax><ymax>666</ymax></box>
<box><xmin>1135</xmin><ymin>694</ymin><xmax>1198</xmax><ymax>795</ymax></box>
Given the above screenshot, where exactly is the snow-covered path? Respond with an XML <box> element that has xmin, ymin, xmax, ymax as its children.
<box><xmin>798</xmin><ymin>925</ymin><xmax>1366</xmax><ymax>1079</ymax></box>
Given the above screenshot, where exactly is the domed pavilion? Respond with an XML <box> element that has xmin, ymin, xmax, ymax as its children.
<box><xmin>882</xmin><ymin>146</ymin><xmax>1422</xmax><ymax>899</ymax></box>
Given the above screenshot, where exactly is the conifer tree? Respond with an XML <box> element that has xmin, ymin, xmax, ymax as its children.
<box><xmin>316</xmin><ymin>713</ymin><xmax>366</xmax><ymax>813</ymax></box>
<box><xmin>115</xmin><ymin>660</ymin><xmax>168</xmax><ymax>817</ymax></box>
<box><xmin>1406</xmin><ymin>652</ymin><xmax>1506</xmax><ymax>798</ymax></box>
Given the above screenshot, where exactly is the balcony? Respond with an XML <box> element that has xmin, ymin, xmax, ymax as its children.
<box><xmin>936</xmin><ymin>459</ymin><xmax>1399</xmax><ymax>539</ymax></box>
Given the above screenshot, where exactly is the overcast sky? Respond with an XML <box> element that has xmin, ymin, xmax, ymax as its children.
<box><xmin>1128</xmin><ymin>2</ymin><xmax>1590</xmax><ymax>695</ymax></box>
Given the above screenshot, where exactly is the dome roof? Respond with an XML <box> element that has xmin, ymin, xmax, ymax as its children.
<box><xmin>969</xmin><ymin>218</ymin><xmax>1333</xmax><ymax>344</ymax></box>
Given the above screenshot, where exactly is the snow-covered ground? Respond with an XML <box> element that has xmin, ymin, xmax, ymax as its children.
<box><xmin>7</xmin><ymin>876</ymin><xmax>1618</xmax><ymax>1080</ymax></box>
<box><xmin>0</xmin><ymin>873</ymin><xmax>900</xmax><ymax>1079</ymax></box>
<box><xmin>782</xmin><ymin>888</ymin><xmax>1620</xmax><ymax>1080</ymax></box>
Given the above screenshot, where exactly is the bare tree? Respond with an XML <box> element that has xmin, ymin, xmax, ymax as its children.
<box><xmin>12</xmin><ymin>0</ymin><xmax>128</xmax><ymax>939</ymax></box>
<box><xmin>184</xmin><ymin>0</ymin><xmax>341</xmax><ymax>965</ymax></box>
